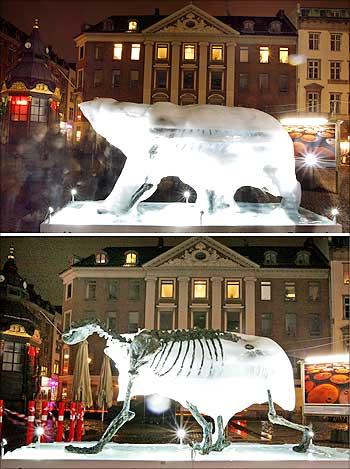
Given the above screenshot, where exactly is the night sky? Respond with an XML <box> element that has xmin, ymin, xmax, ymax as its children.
<box><xmin>1</xmin><ymin>0</ymin><xmax>348</xmax><ymax>62</ymax></box>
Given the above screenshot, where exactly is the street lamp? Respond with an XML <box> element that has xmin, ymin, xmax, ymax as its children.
<box><xmin>71</xmin><ymin>188</ymin><xmax>77</xmax><ymax>202</ymax></box>
<box><xmin>48</xmin><ymin>206</ymin><xmax>54</xmax><ymax>223</ymax></box>
<box><xmin>35</xmin><ymin>426</ymin><xmax>44</xmax><ymax>447</ymax></box>
<box><xmin>184</xmin><ymin>190</ymin><xmax>190</xmax><ymax>204</ymax></box>
<box><xmin>331</xmin><ymin>208</ymin><xmax>339</xmax><ymax>224</ymax></box>
<box><xmin>304</xmin><ymin>153</ymin><xmax>318</xmax><ymax>167</ymax></box>
<box><xmin>176</xmin><ymin>428</ymin><xmax>186</xmax><ymax>445</ymax></box>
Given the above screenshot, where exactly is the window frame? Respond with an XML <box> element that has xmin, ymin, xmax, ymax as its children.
<box><xmin>2</xmin><ymin>340</ymin><xmax>24</xmax><ymax>372</ymax></box>
<box><xmin>192</xmin><ymin>279</ymin><xmax>209</xmax><ymax>300</ymax></box>
<box><xmin>307</xmin><ymin>91</ymin><xmax>321</xmax><ymax>112</ymax></box>
<box><xmin>261</xmin><ymin>312</ymin><xmax>272</xmax><ymax>336</ymax></box>
<box><xmin>225</xmin><ymin>279</ymin><xmax>241</xmax><ymax>300</ymax></box>
<box><xmin>209</xmin><ymin>70</ymin><xmax>223</xmax><ymax>91</ymax></box>
<box><xmin>112</xmin><ymin>69</ymin><xmax>121</xmax><ymax>88</ymax></box>
<box><xmin>183</xmin><ymin>43</ymin><xmax>196</xmax><ymax>61</ymax></box>
<box><xmin>85</xmin><ymin>280</ymin><xmax>97</xmax><ymax>300</ymax></box>
<box><xmin>330</xmin><ymin>92</ymin><xmax>341</xmax><ymax>114</ymax></box>
<box><xmin>330</xmin><ymin>33</ymin><xmax>341</xmax><ymax>51</ymax></box>
<box><xmin>10</xmin><ymin>96</ymin><xmax>29</xmax><ymax>121</ymax></box>
<box><xmin>285</xmin><ymin>312</ymin><xmax>297</xmax><ymax>336</ymax></box>
<box><xmin>128</xmin><ymin>311</ymin><xmax>139</xmax><ymax>333</ymax></box>
<box><xmin>131</xmin><ymin>43</ymin><xmax>141</xmax><ymax>61</ymax></box>
<box><xmin>210</xmin><ymin>44</ymin><xmax>224</xmax><ymax>62</ymax></box>
<box><xmin>308</xmin><ymin>281</ymin><xmax>320</xmax><ymax>302</ymax></box>
<box><xmin>129</xmin><ymin>69</ymin><xmax>140</xmax><ymax>88</ymax></box>
<box><xmin>154</xmin><ymin>69</ymin><xmax>168</xmax><ymax>89</ymax></box>
<box><xmin>106</xmin><ymin>311</ymin><xmax>117</xmax><ymax>331</ymax></box>
<box><xmin>30</xmin><ymin>97</ymin><xmax>47</xmax><ymax>123</ymax></box>
<box><xmin>182</xmin><ymin>70</ymin><xmax>196</xmax><ymax>90</ymax></box>
<box><xmin>225</xmin><ymin>310</ymin><xmax>241</xmax><ymax>333</ymax></box>
<box><xmin>239</xmin><ymin>46</ymin><xmax>249</xmax><ymax>63</ymax></box>
<box><xmin>93</xmin><ymin>69</ymin><xmax>103</xmax><ymax>88</ymax></box>
<box><xmin>239</xmin><ymin>73</ymin><xmax>249</xmax><ymax>90</ymax></box>
<box><xmin>279</xmin><ymin>47</ymin><xmax>289</xmax><ymax>64</ymax></box>
<box><xmin>108</xmin><ymin>280</ymin><xmax>119</xmax><ymax>300</ymax></box>
<box><xmin>159</xmin><ymin>278</ymin><xmax>176</xmax><ymax>300</ymax></box>
<box><xmin>156</xmin><ymin>43</ymin><xmax>169</xmax><ymax>61</ymax></box>
<box><xmin>330</xmin><ymin>61</ymin><xmax>341</xmax><ymax>80</ymax></box>
<box><xmin>260</xmin><ymin>281</ymin><xmax>272</xmax><ymax>301</ymax></box>
<box><xmin>343</xmin><ymin>295</ymin><xmax>350</xmax><ymax>320</ymax></box>
<box><xmin>307</xmin><ymin>59</ymin><xmax>321</xmax><ymax>80</ymax></box>
<box><xmin>63</xmin><ymin>310</ymin><xmax>72</xmax><ymax>331</ymax></box>
<box><xmin>259</xmin><ymin>46</ymin><xmax>270</xmax><ymax>64</ymax></box>
<box><xmin>65</xmin><ymin>282</ymin><xmax>73</xmax><ymax>300</ymax></box>
<box><xmin>158</xmin><ymin>310</ymin><xmax>175</xmax><ymax>330</ymax></box>
<box><xmin>124</xmin><ymin>251</ymin><xmax>138</xmax><ymax>266</ymax></box>
<box><xmin>113</xmin><ymin>43</ymin><xmax>123</xmax><ymax>60</ymax></box>
<box><xmin>284</xmin><ymin>281</ymin><xmax>296</xmax><ymax>302</ymax></box>
<box><xmin>309</xmin><ymin>313</ymin><xmax>322</xmax><ymax>337</ymax></box>
<box><xmin>78</xmin><ymin>45</ymin><xmax>85</xmax><ymax>60</ymax></box>
<box><xmin>308</xmin><ymin>32</ymin><xmax>320</xmax><ymax>50</ymax></box>
<box><xmin>128</xmin><ymin>280</ymin><xmax>141</xmax><ymax>301</ymax></box>
<box><xmin>192</xmin><ymin>310</ymin><xmax>208</xmax><ymax>329</ymax></box>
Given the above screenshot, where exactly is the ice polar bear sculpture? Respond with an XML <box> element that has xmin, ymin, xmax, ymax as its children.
<box><xmin>79</xmin><ymin>98</ymin><xmax>301</xmax><ymax>217</ymax></box>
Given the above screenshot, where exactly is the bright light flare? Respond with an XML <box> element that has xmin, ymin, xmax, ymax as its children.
<box><xmin>331</xmin><ymin>208</ymin><xmax>339</xmax><ymax>217</ymax></box>
<box><xmin>35</xmin><ymin>427</ymin><xmax>44</xmax><ymax>437</ymax></box>
<box><xmin>146</xmin><ymin>395</ymin><xmax>171</xmax><ymax>414</ymax></box>
<box><xmin>304</xmin><ymin>153</ymin><xmax>318</xmax><ymax>167</ymax></box>
<box><xmin>289</xmin><ymin>54</ymin><xmax>306</xmax><ymax>66</ymax></box>
<box><xmin>48</xmin><ymin>207</ymin><xmax>54</xmax><ymax>214</ymax></box>
<box><xmin>184</xmin><ymin>190</ymin><xmax>190</xmax><ymax>203</ymax></box>
<box><xmin>176</xmin><ymin>428</ymin><xmax>186</xmax><ymax>440</ymax></box>
<box><xmin>305</xmin><ymin>354</ymin><xmax>347</xmax><ymax>364</ymax></box>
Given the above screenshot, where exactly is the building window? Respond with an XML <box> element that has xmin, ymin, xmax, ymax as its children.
<box><xmin>330</xmin><ymin>93</ymin><xmax>341</xmax><ymax>114</ymax></box>
<box><xmin>193</xmin><ymin>280</ymin><xmax>208</xmax><ymax>299</ymax></box>
<box><xmin>76</xmin><ymin>129</ymin><xmax>81</xmax><ymax>142</ymax></box>
<box><xmin>193</xmin><ymin>311</ymin><xmax>207</xmax><ymax>328</ymax></box>
<box><xmin>309</xmin><ymin>314</ymin><xmax>321</xmax><ymax>336</ymax></box>
<box><xmin>108</xmin><ymin>281</ymin><xmax>119</xmax><ymax>300</ymax></box>
<box><xmin>210</xmin><ymin>71</ymin><xmax>223</xmax><ymax>91</ymax></box>
<box><xmin>95</xmin><ymin>45</ymin><xmax>103</xmax><ymax>60</ymax></box>
<box><xmin>295</xmin><ymin>250</ymin><xmax>311</xmax><ymax>266</ymax></box>
<box><xmin>307</xmin><ymin>92</ymin><xmax>320</xmax><ymax>112</ymax></box>
<box><xmin>30</xmin><ymin>97</ymin><xmax>47</xmax><ymax>123</ymax></box>
<box><xmin>53</xmin><ymin>361</ymin><xmax>60</xmax><ymax>375</ymax></box>
<box><xmin>225</xmin><ymin>280</ymin><xmax>240</xmax><ymax>299</ymax></box>
<box><xmin>330</xmin><ymin>61</ymin><xmax>341</xmax><ymax>80</ymax></box>
<box><xmin>106</xmin><ymin>312</ymin><xmax>117</xmax><ymax>330</ymax></box>
<box><xmin>264</xmin><ymin>251</ymin><xmax>277</xmax><ymax>265</ymax></box>
<box><xmin>95</xmin><ymin>252</ymin><xmax>108</xmax><ymax>264</ymax></box>
<box><xmin>112</xmin><ymin>69</ymin><xmax>121</xmax><ymax>87</ymax></box>
<box><xmin>261</xmin><ymin>313</ymin><xmax>272</xmax><ymax>336</ymax></box>
<box><xmin>63</xmin><ymin>311</ymin><xmax>71</xmax><ymax>331</ymax></box>
<box><xmin>330</xmin><ymin>33</ymin><xmax>341</xmax><ymax>51</ymax></box>
<box><xmin>309</xmin><ymin>32</ymin><xmax>320</xmax><ymax>50</ymax></box>
<box><xmin>343</xmin><ymin>263</ymin><xmax>350</xmax><ymax>284</ymax></box>
<box><xmin>182</xmin><ymin>70</ymin><xmax>195</xmax><ymax>89</ymax></box>
<box><xmin>113</xmin><ymin>43</ymin><xmax>123</xmax><ymax>60</ymax></box>
<box><xmin>128</xmin><ymin>280</ymin><xmax>140</xmax><ymax>300</ymax></box>
<box><xmin>239</xmin><ymin>73</ymin><xmax>248</xmax><ymax>90</ymax></box>
<box><xmin>2</xmin><ymin>341</ymin><xmax>23</xmax><ymax>372</ymax></box>
<box><xmin>261</xmin><ymin>281</ymin><xmax>271</xmax><ymax>300</ymax></box>
<box><xmin>62</xmin><ymin>347</ymin><xmax>69</xmax><ymax>375</ymax></box>
<box><xmin>344</xmin><ymin>296</ymin><xmax>350</xmax><ymax>320</ymax></box>
<box><xmin>183</xmin><ymin>44</ymin><xmax>196</xmax><ymax>60</ymax></box>
<box><xmin>10</xmin><ymin>96</ymin><xmax>29</xmax><ymax>121</ymax></box>
<box><xmin>239</xmin><ymin>46</ymin><xmax>248</xmax><ymax>63</ymax></box>
<box><xmin>269</xmin><ymin>20</ymin><xmax>282</xmax><ymax>33</ymax></box>
<box><xmin>78</xmin><ymin>45</ymin><xmax>85</xmax><ymax>60</ymax></box>
<box><xmin>128</xmin><ymin>312</ymin><xmax>139</xmax><ymax>333</ymax></box>
<box><xmin>285</xmin><ymin>282</ymin><xmax>296</xmax><ymax>301</ymax></box>
<box><xmin>259</xmin><ymin>47</ymin><xmax>269</xmax><ymax>63</ymax></box>
<box><xmin>156</xmin><ymin>44</ymin><xmax>168</xmax><ymax>60</ymax></box>
<box><xmin>86</xmin><ymin>281</ymin><xmax>96</xmax><ymax>300</ymax></box>
<box><xmin>77</xmin><ymin>69</ymin><xmax>84</xmax><ymax>88</ymax></box>
<box><xmin>285</xmin><ymin>313</ymin><xmax>297</xmax><ymax>336</ymax></box>
<box><xmin>308</xmin><ymin>282</ymin><xmax>320</xmax><ymax>301</ymax></box>
<box><xmin>128</xmin><ymin>19</ymin><xmax>138</xmax><ymax>31</ymax></box>
<box><xmin>226</xmin><ymin>311</ymin><xmax>240</xmax><ymax>332</ymax></box>
<box><xmin>155</xmin><ymin>69</ymin><xmax>168</xmax><ymax>89</ymax></box>
<box><xmin>66</xmin><ymin>283</ymin><xmax>72</xmax><ymax>299</ymax></box>
<box><xmin>131</xmin><ymin>44</ymin><xmax>140</xmax><ymax>60</ymax></box>
<box><xmin>93</xmin><ymin>70</ymin><xmax>103</xmax><ymax>87</ymax></box>
<box><xmin>258</xmin><ymin>73</ymin><xmax>269</xmax><ymax>92</ymax></box>
<box><xmin>130</xmin><ymin>70</ymin><xmax>139</xmax><ymax>88</ymax></box>
<box><xmin>307</xmin><ymin>60</ymin><xmax>320</xmax><ymax>79</ymax></box>
<box><xmin>125</xmin><ymin>251</ymin><xmax>137</xmax><ymax>265</ymax></box>
<box><xmin>211</xmin><ymin>45</ymin><xmax>223</xmax><ymax>61</ymax></box>
<box><xmin>160</xmin><ymin>279</ymin><xmax>175</xmax><ymax>299</ymax></box>
<box><xmin>243</xmin><ymin>20</ymin><xmax>255</xmax><ymax>32</ymax></box>
<box><xmin>279</xmin><ymin>74</ymin><xmax>288</xmax><ymax>92</ymax></box>
<box><xmin>279</xmin><ymin>47</ymin><xmax>289</xmax><ymax>63</ymax></box>
<box><xmin>159</xmin><ymin>311</ymin><xmax>173</xmax><ymax>329</ymax></box>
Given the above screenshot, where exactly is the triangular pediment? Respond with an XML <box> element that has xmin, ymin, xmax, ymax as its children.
<box><xmin>143</xmin><ymin>237</ymin><xmax>259</xmax><ymax>269</ymax></box>
<box><xmin>143</xmin><ymin>4</ymin><xmax>239</xmax><ymax>35</ymax></box>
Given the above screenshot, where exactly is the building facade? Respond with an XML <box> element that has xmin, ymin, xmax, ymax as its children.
<box><xmin>73</xmin><ymin>4</ymin><xmax>297</xmax><ymax>141</ymax></box>
<box><xmin>59</xmin><ymin>236</ymin><xmax>330</xmax><ymax>404</ymax></box>
<box><xmin>297</xmin><ymin>7</ymin><xmax>350</xmax><ymax>138</ymax></box>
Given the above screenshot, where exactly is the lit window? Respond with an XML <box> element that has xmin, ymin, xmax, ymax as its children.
<box><xmin>155</xmin><ymin>69</ymin><xmax>168</xmax><ymax>89</ymax></box>
<box><xmin>308</xmin><ymin>282</ymin><xmax>320</xmax><ymax>301</ymax></box>
<box><xmin>86</xmin><ymin>281</ymin><xmax>96</xmax><ymax>300</ymax></box>
<box><xmin>259</xmin><ymin>47</ymin><xmax>269</xmax><ymax>63</ymax></box>
<box><xmin>156</xmin><ymin>44</ymin><xmax>168</xmax><ymax>60</ymax></box>
<box><xmin>330</xmin><ymin>33</ymin><xmax>341</xmax><ymax>51</ymax></box>
<box><xmin>226</xmin><ymin>280</ymin><xmax>240</xmax><ymax>299</ymax></box>
<box><xmin>128</xmin><ymin>280</ymin><xmax>140</xmax><ymax>300</ymax></box>
<box><xmin>112</xmin><ymin>69</ymin><xmax>121</xmax><ymax>87</ymax></box>
<box><xmin>309</xmin><ymin>32</ymin><xmax>320</xmax><ymax>50</ymax></box>
<box><xmin>183</xmin><ymin>70</ymin><xmax>195</xmax><ymax>89</ymax></box>
<box><xmin>62</xmin><ymin>347</ymin><xmax>69</xmax><ymax>375</ymax></box>
<box><xmin>160</xmin><ymin>280</ymin><xmax>175</xmax><ymax>298</ymax></box>
<box><xmin>211</xmin><ymin>45</ymin><xmax>223</xmax><ymax>61</ymax></box>
<box><xmin>193</xmin><ymin>311</ymin><xmax>207</xmax><ymax>328</ymax></box>
<box><xmin>159</xmin><ymin>311</ymin><xmax>173</xmax><ymax>329</ymax></box>
<box><xmin>125</xmin><ymin>251</ymin><xmax>137</xmax><ymax>265</ymax></box>
<box><xmin>239</xmin><ymin>46</ymin><xmax>248</xmax><ymax>62</ymax></box>
<box><xmin>284</xmin><ymin>282</ymin><xmax>296</xmax><ymax>301</ymax></box>
<box><xmin>10</xmin><ymin>96</ymin><xmax>29</xmax><ymax>121</ymax></box>
<box><xmin>130</xmin><ymin>70</ymin><xmax>139</xmax><ymax>88</ymax></box>
<box><xmin>76</xmin><ymin>129</ymin><xmax>81</xmax><ymax>142</ymax></box>
<box><xmin>193</xmin><ymin>280</ymin><xmax>207</xmax><ymax>299</ymax></box>
<box><xmin>93</xmin><ymin>69</ymin><xmax>103</xmax><ymax>87</ymax></box>
<box><xmin>261</xmin><ymin>313</ymin><xmax>272</xmax><ymax>336</ymax></box>
<box><xmin>184</xmin><ymin>44</ymin><xmax>195</xmax><ymax>60</ymax></box>
<box><xmin>285</xmin><ymin>313</ymin><xmax>297</xmax><ymax>336</ymax></box>
<box><xmin>226</xmin><ymin>311</ymin><xmax>240</xmax><ymax>332</ymax></box>
<box><xmin>113</xmin><ymin>43</ymin><xmax>123</xmax><ymax>60</ymax></box>
<box><xmin>261</xmin><ymin>281</ymin><xmax>271</xmax><ymax>300</ymax></box>
<box><xmin>210</xmin><ymin>71</ymin><xmax>223</xmax><ymax>91</ymax></box>
<box><xmin>307</xmin><ymin>59</ymin><xmax>320</xmax><ymax>79</ymax></box>
<box><xmin>309</xmin><ymin>314</ymin><xmax>321</xmax><ymax>336</ymax></box>
<box><xmin>344</xmin><ymin>296</ymin><xmax>350</xmax><ymax>320</ymax></box>
<box><xmin>128</xmin><ymin>311</ymin><xmax>139</xmax><ymax>333</ymax></box>
<box><xmin>343</xmin><ymin>263</ymin><xmax>350</xmax><ymax>285</ymax></box>
<box><xmin>95</xmin><ymin>252</ymin><xmax>107</xmax><ymax>264</ymax></box>
<box><xmin>131</xmin><ymin>43</ymin><xmax>140</xmax><ymax>60</ymax></box>
<box><xmin>279</xmin><ymin>47</ymin><xmax>289</xmax><ymax>63</ymax></box>
<box><xmin>128</xmin><ymin>20</ymin><xmax>138</xmax><ymax>31</ymax></box>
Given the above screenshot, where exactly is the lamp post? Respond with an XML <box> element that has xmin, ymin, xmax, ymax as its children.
<box><xmin>331</xmin><ymin>208</ymin><xmax>339</xmax><ymax>224</ymax></box>
<box><xmin>71</xmin><ymin>188</ymin><xmax>77</xmax><ymax>202</ymax></box>
<box><xmin>184</xmin><ymin>190</ymin><xmax>190</xmax><ymax>204</ymax></box>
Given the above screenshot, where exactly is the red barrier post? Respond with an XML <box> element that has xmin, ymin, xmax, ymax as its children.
<box><xmin>0</xmin><ymin>400</ymin><xmax>3</xmax><ymax>440</ymax></box>
<box><xmin>68</xmin><ymin>402</ymin><xmax>76</xmax><ymax>442</ymax></box>
<box><xmin>75</xmin><ymin>402</ymin><xmax>85</xmax><ymax>442</ymax></box>
<box><xmin>56</xmin><ymin>401</ymin><xmax>65</xmax><ymax>442</ymax></box>
<box><xmin>40</xmin><ymin>400</ymin><xmax>49</xmax><ymax>443</ymax></box>
<box><xmin>25</xmin><ymin>400</ymin><xmax>35</xmax><ymax>445</ymax></box>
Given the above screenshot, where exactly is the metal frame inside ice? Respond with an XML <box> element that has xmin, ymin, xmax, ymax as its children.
<box><xmin>62</xmin><ymin>321</ymin><xmax>313</xmax><ymax>455</ymax></box>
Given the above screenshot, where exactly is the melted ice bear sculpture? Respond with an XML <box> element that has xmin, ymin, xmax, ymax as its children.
<box><xmin>63</xmin><ymin>322</ymin><xmax>313</xmax><ymax>455</ymax></box>
<box><xmin>80</xmin><ymin>99</ymin><xmax>301</xmax><ymax>217</ymax></box>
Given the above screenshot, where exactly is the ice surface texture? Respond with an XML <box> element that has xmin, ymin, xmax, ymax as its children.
<box><xmin>79</xmin><ymin>99</ymin><xmax>301</xmax><ymax>218</ymax></box>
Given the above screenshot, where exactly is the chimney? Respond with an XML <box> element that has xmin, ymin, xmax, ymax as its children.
<box><xmin>155</xmin><ymin>8</ymin><xmax>160</xmax><ymax>16</ymax></box>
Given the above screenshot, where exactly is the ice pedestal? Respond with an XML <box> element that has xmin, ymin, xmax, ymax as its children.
<box><xmin>40</xmin><ymin>201</ymin><xmax>341</xmax><ymax>233</ymax></box>
<box><xmin>3</xmin><ymin>443</ymin><xmax>349</xmax><ymax>469</ymax></box>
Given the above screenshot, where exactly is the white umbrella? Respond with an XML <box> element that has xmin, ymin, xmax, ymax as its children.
<box><xmin>71</xmin><ymin>340</ymin><xmax>93</xmax><ymax>407</ymax></box>
<box><xmin>97</xmin><ymin>355</ymin><xmax>113</xmax><ymax>421</ymax></box>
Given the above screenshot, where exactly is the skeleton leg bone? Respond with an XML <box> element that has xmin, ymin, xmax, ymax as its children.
<box><xmin>186</xmin><ymin>401</ymin><xmax>213</xmax><ymax>455</ymax></box>
<box><xmin>210</xmin><ymin>416</ymin><xmax>230</xmax><ymax>452</ymax></box>
<box><xmin>267</xmin><ymin>389</ymin><xmax>313</xmax><ymax>453</ymax></box>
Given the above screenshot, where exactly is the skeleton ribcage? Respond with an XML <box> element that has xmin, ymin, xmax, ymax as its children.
<box><xmin>150</xmin><ymin>337</ymin><xmax>225</xmax><ymax>379</ymax></box>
